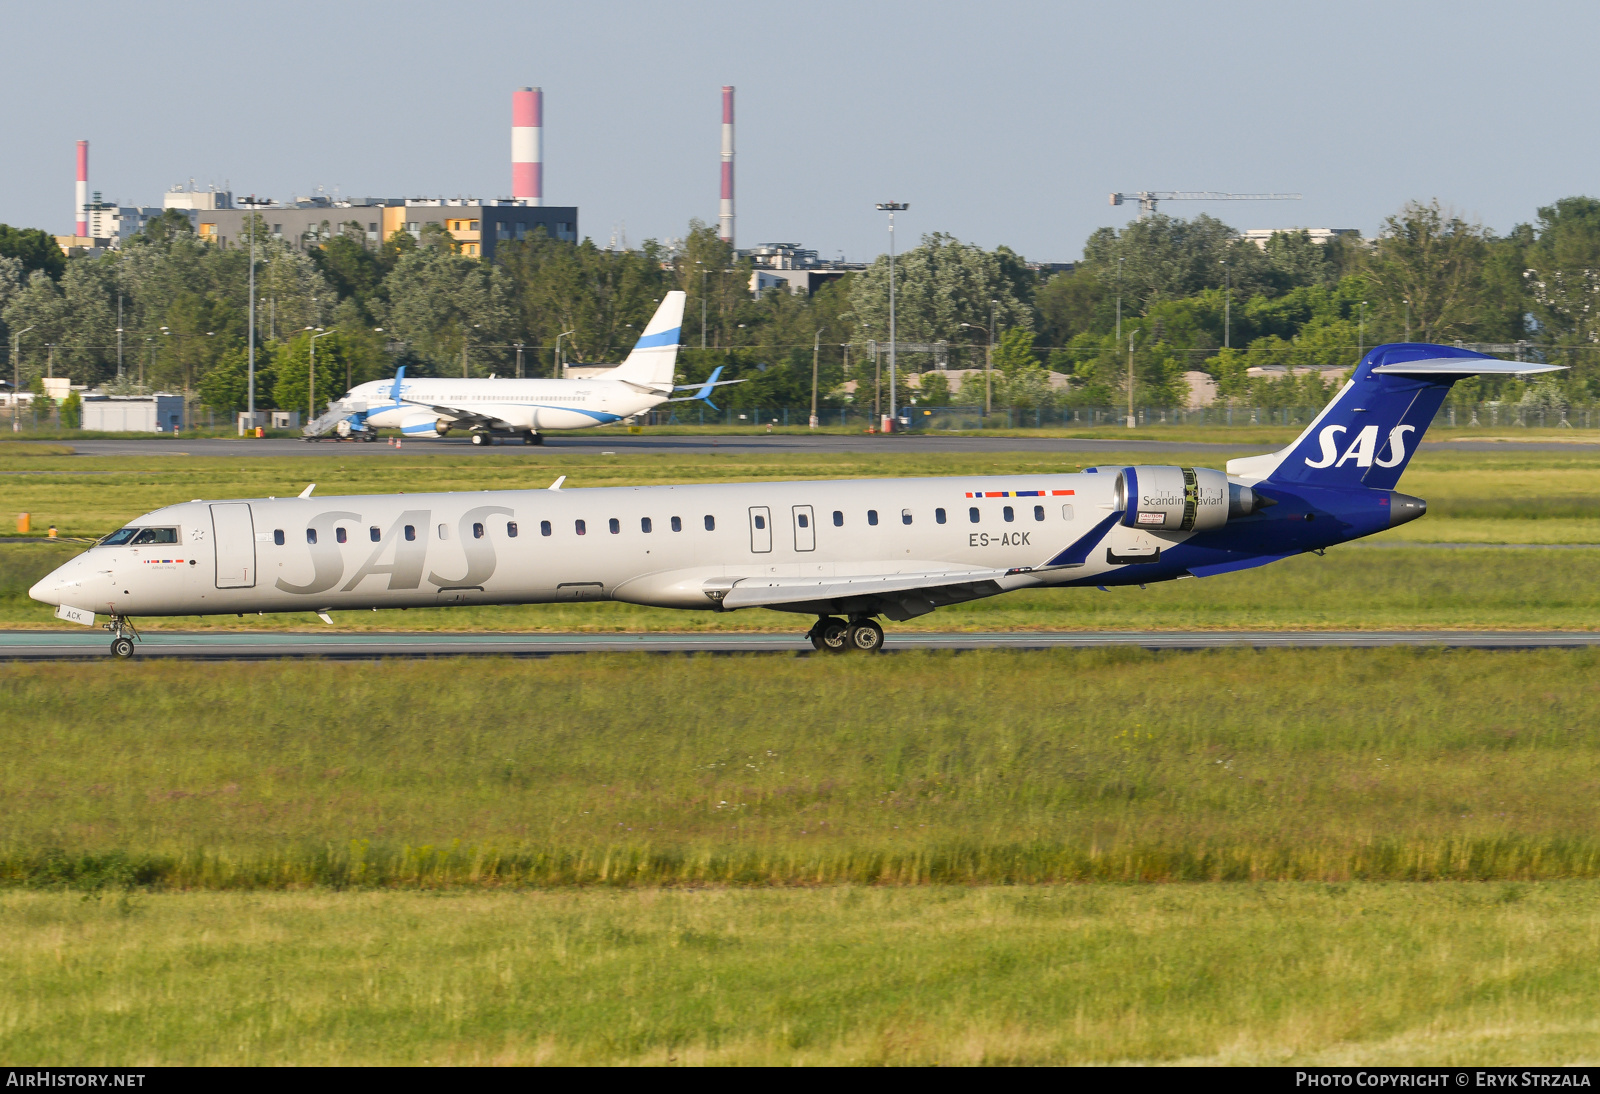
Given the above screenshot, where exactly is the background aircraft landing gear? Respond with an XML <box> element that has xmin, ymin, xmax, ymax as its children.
<box><xmin>848</xmin><ymin>618</ymin><xmax>884</xmax><ymax>653</ymax></box>
<box><xmin>471</xmin><ymin>432</ymin><xmax>495</xmax><ymax>447</ymax></box>
<box><xmin>104</xmin><ymin>615</ymin><xmax>140</xmax><ymax>659</ymax></box>
<box><xmin>808</xmin><ymin>617</ymin><xmax>849</xmax><ymax>653</ymax></box>
<box><xmin>522</xmin><ymin>431</ymin><xmax>542</xmax><ymax>445</ymax></box>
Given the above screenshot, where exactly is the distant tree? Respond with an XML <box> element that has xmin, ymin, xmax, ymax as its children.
<box><xmin>1035</xmin><ymin>269</ymin><xmax>1109</xmax><ymax>345</ymax></box>
<box><xmin>916</xmin><ymin>370</ymin><xmax>952</xmax><ymax>406</ymax></box>
<box><xmin>59</xmin><ymin>387</ymin><xmax>81</xmax><ymax>428</ymax></box>
<box><xmin>375</xmin><ymin>246</ymin><xmax>516</xmax><ymax>376</ymax></box>
<box><xmin>0</xmin><ymin>224</ymin><xmax>66</xmax><ymax>280</ymax></box>
<box><xmin>1361</xmin><ymin>199</ymin><xmax>1492</xmax><ymax>343</ymax></box>
<box><xmin>312</xmin><ymin>228</ymin><xmax>387</xmax><ymax>315</ymax></box>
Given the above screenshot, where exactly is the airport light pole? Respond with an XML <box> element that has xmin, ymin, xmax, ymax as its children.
<box><xmin>247</xmin><ymin>215</ymin><xmax>258</xmax><ymax>432</ymax></box>
<box><xmin>307</xmin><ymin>327</ymin><xmax>333</xmax><ymax>422</ymax></box>
<box><xmin>1126</xmin><ymin>330</ymin><xmax>1140</xmax><ymax>429</ymax></box>
<box><xmin>553</xmin><ymin>330</ymin><xmax>576</xmax><ymax>378</ymax></box>
<box><xmin>809</xmin><ymin>327</ymin><xmax>826</xmax><ymax>430</ymax></box>
<box><xmin>1358</xmin><ymin>301</ymin><xmax>1367</xmax><ymax>359</ymax></box>
<box><xmin>876</xmin><ymin>203</ymin><xmax>907</xmax><ymax>430</ymax></box>
<box><xmin>960</xmin><ymin>321</ymin><xmax>994</xmax><ymax>416</ymax></box>
<box><xmin>10</xmin><ymin>326</ymin><xmax>34</xmax><ymax>432</ymax></box>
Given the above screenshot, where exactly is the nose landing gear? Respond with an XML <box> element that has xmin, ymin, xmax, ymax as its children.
<box><xmin>807</xmin><ymin>616</ymin><xmax>883</xmax><ymax>653</ymax></box>
<box><xmin>104</xmin><ymin>615</ymin><xmax>140</xmax><ymax>659</ymax></box>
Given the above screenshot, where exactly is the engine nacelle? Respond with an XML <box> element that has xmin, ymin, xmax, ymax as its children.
<box><xmin>396</xmin><ymin>410</ymin><xmax>444</xmax><ymax>438</ymax></box>
<box><xmin>1113</xmin><ymin>466</ymin><xmax>1261</xmax><ymax>531</ymax></box>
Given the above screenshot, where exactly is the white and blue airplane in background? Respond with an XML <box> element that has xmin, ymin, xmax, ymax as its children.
<box><xmin>32</xmin><ymin>342</ymin><xmax>1561</xmax><ymax>657</ymax></box>
<box><xmin>310</xmin><ymin>291</ymin><xmax>736</xmax><ymax>445</ymax></box>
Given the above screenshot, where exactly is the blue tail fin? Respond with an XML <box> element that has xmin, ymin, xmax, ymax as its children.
<box><xmin>391</xmin><ymin>365</ymin><xmax>406</xmax><ymax>402</ymax></box>
<box><xmin>1227</xmin><ymin>343</ymin><xmax>1561</xmax><ymax>490</ymax></box>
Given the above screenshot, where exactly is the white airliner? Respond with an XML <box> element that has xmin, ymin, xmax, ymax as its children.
<box><xmin>31</xmin><ymin>343</ymin><xmax>1557</xmax><ymax>657</ymax></box>
<box><xmin>318</xmin><ymin>291</ymin><xmax>734</xmax><ymax>444</ymax></box>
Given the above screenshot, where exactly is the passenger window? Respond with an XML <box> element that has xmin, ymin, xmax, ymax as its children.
<box><xmin>306</xmin><ymin>528</ymin><xmax>317</xmax><ymax>544</ymax></box>
<box><xmin>541</xmin><ymin>520</ymin><xmax>552</xmax><ymax>536</ymax></box>
<box><xmin>969</xmin><ymin>507</ymin><xmax>980</xmax><ymax>523</ymax></box>
<box><xmin>754</xmin><ymin>514</ymin><xmax>766</xmax><ymax>530</ymax></box>
<box><xmin>1003</xmin><ymin>506</ymin><xmax>1015</xmax><ymax>522</ymax></box>
<box><xmin>404</xmin><ymin>525</ymin><xmax>416</xmax><ymax>541</ymax></box>
<box><xmin>704</xmin><ymin>515</ymin><xmax>715</xmax><ymax>531</ymax></box>
<box><xmin>274</xmin><ymin>529</ymin><xmax>285</xmax><ymax>546</ymax></box>
<box><xmin>935</xmin><ymin>508</ymin><xmax>946</xmax><ymax>524</ymax></box>
<box><xmin>576</xmin><ymin>520</ymin><xmax>587</xmax><ymax>536</ymax></box>
<box><xmin>1034</xmin><ymin>505</ymin><xmax>1045</xmax><ymax>521</ymax></box>
<box><xmin>671</xmin><ymin>516</ymin><xmax>682</xmax><ymax>532</ymax></box>
<box><xmin>641</xmin><ymin>517</ymin><xmax>652</xmax><ymax>533</ymax></box>
<box><xmin>370</xmin><ymin>526</ymin><xmax>380</xmax><ymax>542</ymax></box>
<box><xmin>901</xmin><ymin>509</ymin><xmax>913</xmax><ymax>525</ymax></box>
<box><xmin>1062</xmin><ymin>504</ymin><xmax>1074</xmax><ymax>521</ymax></box>
<box><xmin>797</xmin><ymin>513</ymin><xmax>808</xmax><ymax>528</ymax></box>
<box><xmin>507</xmin><ymin>522</ymin><xmax>518</xmax><ymax>537</ymax></box>
<box><xmin>609</xmin><ymin>518</ymin><xmax>620</xmax><ymax>534</ymax></box>
<box><xmin>336</xmin><ymin>527</ymin><xmax>347</xmax><ymax>544</ymax></box>
<box><xmin>473</xmin><ymin>523</ymin><xmax>485</xmax><ymax>539</ymax></box>
<box><xmin>867</xmin><ymin>510</ymin><xmax>878</xmax><ymax>526</ymax></box>
<box><xmin>438</xmin><ymin>524</ymin><xmax>449</xmax><ymax>540</ymax></box>
<box><xmin>833</xmin><ymin>511</ymin><xmax>843</xmax><ymax>527</ymax></box>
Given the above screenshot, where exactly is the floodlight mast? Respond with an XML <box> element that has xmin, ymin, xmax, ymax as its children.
<box><xmin>1109</xmin><ymin>191</ymin><xmax>1302</xmax><ymax>219</ymax></box>
<box><xmin>875</xmin><ymin>202</ymin><xmax>908</xmax><ymax>430</ymax></box>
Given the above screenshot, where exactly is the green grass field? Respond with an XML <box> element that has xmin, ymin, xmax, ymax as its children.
<box><xmin>7</xmin><ymin>650</ymin><xmax>1600</xmax><ymax>887</ymax></box>
<box><xmin>6</xmin><ymin>884</ymin><xmax>1599</xmax><ymax>1065</ymax></box>
<box><xmin>6</xmin><ymin>650</ymin><xmax>1600</xmax><ymax>1064</ymax></box>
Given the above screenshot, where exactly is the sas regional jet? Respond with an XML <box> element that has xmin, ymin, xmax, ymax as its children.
<box><xmin>31</xmin><ymin>343</ymin><xmax>1560</xmax><ymax>657</ymax></box>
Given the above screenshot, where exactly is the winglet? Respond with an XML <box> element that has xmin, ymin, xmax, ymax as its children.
<box><xmin>391</xmin><ymin>365</ymin><xmax>406</xmax><ymax>401</ymax></box>
<box><xmin>548</xmin><ymin>475</ymin><xmax>566</xmax><ymax>491</ymax></box>
<box><xmin>298</xmin><ymin>484</ymin><xmax>316</xmax><ymax>498</ymax></box>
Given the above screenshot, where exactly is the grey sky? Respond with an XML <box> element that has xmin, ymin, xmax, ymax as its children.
<box><xmin>3</xmin><ymin>0</ymin><xmax>1593</xmax><ymax>263</ymax></box>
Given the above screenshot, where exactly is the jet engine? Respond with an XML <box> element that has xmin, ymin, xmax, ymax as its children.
<box><xmin>1112</xmin><ymin>466</ymin><xmax>1264</xmax><ymax>531</ymax></box>
<box><xmin>395</xmin><ymin>410</ymin><xmax>445</xmax><ymax>438</ymax></box>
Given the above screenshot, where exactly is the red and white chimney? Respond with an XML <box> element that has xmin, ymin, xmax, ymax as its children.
<box><xmin>75</xmin><ymin>140</ymin><xmax>88</xmax><ymax>237</ymax></box>
<box><xmin>512</xmin><ymin>87</ymin><xmax>543</xmax><ymax>206</ymax></box>
<box><xmin>719</xmin><ymin>86</ymin><xmax>734</xmax><ymax>246</ymax></box>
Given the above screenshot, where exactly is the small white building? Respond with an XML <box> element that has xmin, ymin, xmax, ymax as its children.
<box><xmin>81</xmin><ymin>394</ymin><xmax>186</xmax><ymax>433</ymax></box>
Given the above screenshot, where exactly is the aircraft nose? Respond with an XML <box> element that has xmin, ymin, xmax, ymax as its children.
<box><xmin>28</xmin><ymin>556</ymin><xmax>84</xmax><ymax>607</ymax></box>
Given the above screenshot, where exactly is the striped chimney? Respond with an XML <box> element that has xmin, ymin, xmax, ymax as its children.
<box><xmin>719</xmin><ymin>86</ymin><xmax>734</xmax><ymax>245</ymax></box>
<box><xmin>75</xmin><ymin>140</ymin><xmax>88</xmax><ymax>237</ymax></box>
<box><xmin>512</xmin><ymin>86</ymin><xmax>543</xmax><ymax>205</ymax></box>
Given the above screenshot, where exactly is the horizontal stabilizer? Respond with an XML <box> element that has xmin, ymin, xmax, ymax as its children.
<box><xmin>1371</xmin><ymin>358</ymin><xmax>1564</xmax><ymax>376</ymax></box>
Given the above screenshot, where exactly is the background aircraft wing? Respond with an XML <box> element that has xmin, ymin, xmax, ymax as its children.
<box><xmin>715</xmin><ymin>566</ymin><xmax>1022</xmax><ymax>620</ymax></box>
<box><xmin>397</xmin><ymin>397</ymin><xmax>501</xmax><ymax>427</ymax></box>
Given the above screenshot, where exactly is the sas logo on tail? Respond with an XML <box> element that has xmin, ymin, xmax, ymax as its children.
<box><xmin>1303</xmin><ymin>424</ymin><xmax>1415</xmax><ymax>469</ymax></box>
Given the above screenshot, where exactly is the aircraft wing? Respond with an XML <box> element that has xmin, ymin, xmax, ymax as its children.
<box><xmin>714</xmin><ymin>566</ymin><xmax>1024</xmax><ymax>620</ymax></box>
<box><xmin>398</xmin><ymin>397</ymin><xmax>503</xmax><ymax>428</ymax></box>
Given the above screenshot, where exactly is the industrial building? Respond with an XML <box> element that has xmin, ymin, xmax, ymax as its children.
<box><xmin>191</xmin><ymin>197</ymin><xmax>577</xmax><ymax>260</ymax></box>
<box><xmin>747</xmin><ymin>244</ymin><xmax>862</xmax><ymax>295</ymax></box>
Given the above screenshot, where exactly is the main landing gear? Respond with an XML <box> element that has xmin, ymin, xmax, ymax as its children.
<box><xmin>807</xmin><ymin>616</ymin><xmax>884</xmax><ymax>654</ymax></box>
<box><xmin>521</xmin><ymin>431</ymin><xmax>543</xmax><ymax>445</ymax></box>
<box><xmin>104</xmin><ymin>615</ymin><xmax>140</xmax><ymax>659</ymax></box>
<box><xmin>470</xmin><ymin>431</ymin><xmax>495</xmax><ymax>446</ymax></box>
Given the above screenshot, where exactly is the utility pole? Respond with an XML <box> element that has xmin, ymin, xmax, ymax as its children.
<box><xmin>247</xmin><ymin>215</ymin><xmax>257</xmax><ymax>431</ymax></box>
<box><xmin>806</xmin><ymin>324</ymin><xmax>832</xmax><ymax>428</ymax></box>
<box><xmin>1126</xmin><ymin>330</ymin><xmax>1139</xmax><ymax>429</ymax></box>
<box><xmin>515</xmin><ymin>342</ymin><xmax>524</xmax><ymax>379</ymax></box>
<box><xmin>1220</xmin><ymin>256</ymin><xmax>1231</xmax><ymax>349</ymax></box>
<box><xmin>116</xmin><ymin>295</ymin><xmax>124</xmax><ymax>384</ymax></box>
<box><xmin>987</xmin><ymin>299</ymin><xmax>997</xmax><ymax>417</ymax></box>
<box><xmin>308</xmin><ymin>328</ymin><xmax>333</xmax><ymax>423</ymax></box>
<box><xmin>698</xmin><ymin>263</ymin><xmax>707</xmax><ymax>350</ymax></box>
<box><xmin>554</xmin><ymin>330</ymin><xmax>575</xmax><ymax>379</ymax></box>
<box><xmin>11</xmin><ymin>326</ymin><xmax>35</xmax><ymax>433</ymax></box>
<box><xmin>876</xmin><ymin>202</ymin><xmax>908</xmax><ymax>430</ymax></box>
<box><xmin>1358</xmin><ymin>301</ymin><xmax>1367</xmax><ymax>359</ymax></box>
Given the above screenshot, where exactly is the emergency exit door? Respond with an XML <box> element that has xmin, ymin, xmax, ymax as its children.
<box><xmin>748</xmin><ymin>506</ymin><xmax>772</xmax><ymax>553</ymax></box>
<box><xmin>792</xmin><ymin>505</ymin><xmax>815</xmax><ymax>551</ymax></box>
<box><xmin>211</xmin><ymin>503</ymin><xmax>256</xmax><ymax>588</ymax></box>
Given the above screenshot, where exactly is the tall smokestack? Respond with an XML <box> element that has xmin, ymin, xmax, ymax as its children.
<box><xmin>719</xmin><ymin>86</ymin><xmax>734</xmax><ymax>246</ymax></box>
<box><xmin>512</xmin><ymin>87</ymin><xmax>543</xmax><ymax>205</ymax></box>
<box><xmin>75</xmin><ymin>140</ymin><xmax>88</xmax><ymax>237</ymax></box>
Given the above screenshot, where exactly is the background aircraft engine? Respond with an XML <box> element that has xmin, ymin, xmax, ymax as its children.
<box><xmin>1112</xmin><ymin>466</ymin><xmax>1244</xmax><ymax>531</ymax></box>
<box><xmin>396</xmin><ymin>410</ymin><xmax>443</xmax><ymax>438</ymax></box>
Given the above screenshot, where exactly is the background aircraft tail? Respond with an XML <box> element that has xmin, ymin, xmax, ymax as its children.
<box><xmin>609</xmin><ymin>291</ymin><xmax>686</xmax><ymax>390</ymax></box>
<box><xmin>1227</xmin><ymin>343</ymin><xmax>1562</xmax><ymax>490</ymax></box>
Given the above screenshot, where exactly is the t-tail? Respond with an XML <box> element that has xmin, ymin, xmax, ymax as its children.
<box><xmin>1226</xmin><ymin>343</ymin><xmax>1563</xmax><ymax>490</ymax></box>
<box><xmin>608</xmin><ymin>290</ymin><xmax>687</xmax><ymax>392</ymax></box>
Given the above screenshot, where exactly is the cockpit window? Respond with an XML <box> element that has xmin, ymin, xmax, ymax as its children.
<box><xmin>100</xmin><ymin>528</ymin><xmax>139</xmax><ymax>546</ymax></box>
<box><xmin>131</xmin><ymin>527</ymin><xmax>179</xmax><ymax>545</ymax></box>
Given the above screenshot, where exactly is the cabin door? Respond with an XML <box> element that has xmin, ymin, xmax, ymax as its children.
<box><xmin>210</xmin><ymin>503</ymin><xmax>256</xmax><ymax>588</ymax></box>
<box><xmin>748</xmin><ymin>507</ymin><xmax>772</xmax><ymax>553</ymax></box>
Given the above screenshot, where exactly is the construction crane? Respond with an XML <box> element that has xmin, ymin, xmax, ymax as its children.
<box><xmin>1109</xmin><ymin>191</ymin><xmax>1302</xmax><ymax>219</ymax></box>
